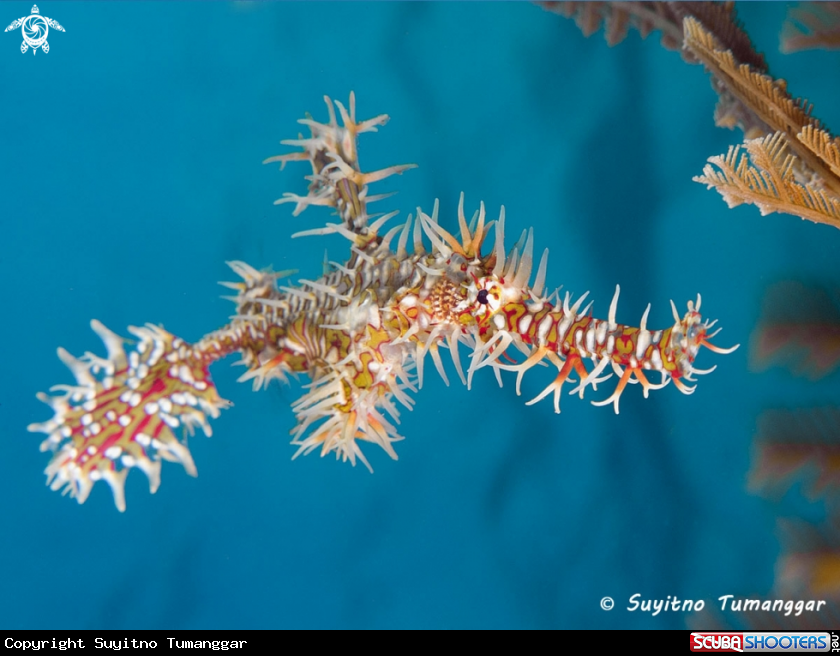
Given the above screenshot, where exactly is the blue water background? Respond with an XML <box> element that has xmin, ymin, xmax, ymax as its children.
<box><xmin>1</xmin><ymin>1</ymin><xmax>840</xmax><ymax>629</ymax></box>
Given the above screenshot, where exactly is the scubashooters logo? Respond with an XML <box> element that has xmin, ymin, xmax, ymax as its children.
<box><xmin>4</xmin><ymin>5</ymin><xmax>64</xmax><ymax>55</ymax></box>
<box><xmin>690</xmin><ymin>632</ymin><xmax>831</xmax><ymax>652</ymax></box>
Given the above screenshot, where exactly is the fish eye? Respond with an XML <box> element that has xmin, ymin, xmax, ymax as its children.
<box><xmin>477</xmin><ymin>289</ymin><xmax>489</xmax><ymax>305</ymax></box>
<box><xmin>688</xmin><ymin>324</ymin><xmax>702</xmax><ymax>340</ymax></box>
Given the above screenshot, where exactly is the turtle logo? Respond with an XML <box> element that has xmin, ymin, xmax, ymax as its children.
<box><xmin>4</xmin><ymin>5</ymin><xmax>64</xmax><ymax>55</ymax></box>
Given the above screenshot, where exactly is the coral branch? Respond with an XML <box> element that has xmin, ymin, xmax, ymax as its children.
<box><xmin>751</xmin><ymin>281</ymin><xmax>840</xmax><ymax>379</ymax></box>
<box><xmin>749</xmin><ymin>408</ymin><xmax>840</xmax><ymax>500</ymax></box>
<box><xmin>695</xmin><ymin>132</ymin><xmax>840</xmax><ymax>229</ymax></box>
<box><xmin>684</xmin><ymin>17</ymin><xmax>840</xmax><ymax>226</ymax></box>
<box><xmin>537</xmin><ymin>1</ymin><xmax>684</xmax><ymax>49</ymax></box>
<box><xmin>781</xmin><ymin>2</ymin><xmax>840</xmax><ymax>54</ymax></box>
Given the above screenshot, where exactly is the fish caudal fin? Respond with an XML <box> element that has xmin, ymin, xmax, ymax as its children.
<box><xmin>29</xmin><ymin>320</ymin><xmax>230</xmax><ymax>511</ymax></box>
